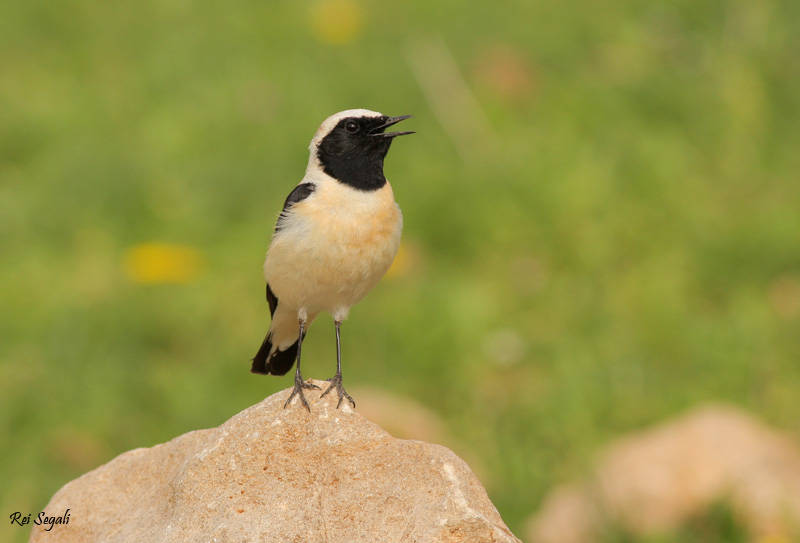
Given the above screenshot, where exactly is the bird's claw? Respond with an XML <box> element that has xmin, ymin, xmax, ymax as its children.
<box><xmin>320</xmin><ymin>373</ymin><xmax>355</xmax><ymax>409</ymax></box>
<box><xmin>284</xmin><ymin>375</ymin><xmax>320</xmax><ymax>411</ymax></box>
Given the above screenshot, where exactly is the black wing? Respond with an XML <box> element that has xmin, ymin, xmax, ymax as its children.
<box><xmin>266</xmin><ymin>283</ymin><xmax>278</xmax><ymax>317</ymax></box>
<box><xmin>275</xmin><ymin>182</ymin><xmax>315</xmax><ymax>232</ymax></box>
<box><xmin>251</xmin><ymin>184</ymin><xmax>314</xmax><ymax>375</ymax></box>
<box><xmin>252</xmin><ymin>284</ymin><xmax>292</xmax><ymax>374</ymax></box>
<box><xmin>268</xmin><ymin>182</ymin><xmax>314</xmax><ymax>310</ymax></box>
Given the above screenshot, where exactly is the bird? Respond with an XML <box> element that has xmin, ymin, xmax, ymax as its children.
<box><xmin>251</xmin><ymin>109</ymin><xmax>413</xmax><ymax>411</ymax></box>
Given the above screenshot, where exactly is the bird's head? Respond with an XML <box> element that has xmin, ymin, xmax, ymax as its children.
<box><xmin>307</xmin><ymin>109</ymin><xmax>413</xmax><ymax>191</ymax></box>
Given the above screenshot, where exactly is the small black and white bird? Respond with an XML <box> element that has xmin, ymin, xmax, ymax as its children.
<box><xmin>251</xmin><ymin>109</ymin><xmax>413</xmax><ymax>410</ymax></box>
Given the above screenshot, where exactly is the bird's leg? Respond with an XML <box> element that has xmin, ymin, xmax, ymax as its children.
<box><xmin>284</xmin><ymin>317</ymin><xmax>319</xmax><ymax>411</ymax></box>
<box><xmin>321</xmin><ymin>318</ymin><xmax>356</xmax><ymax>408</ymax></box>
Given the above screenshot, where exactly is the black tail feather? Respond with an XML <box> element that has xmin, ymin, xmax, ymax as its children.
<box><xmin>251</xmin><ymin>333</ymin><xmax>298</xmax><ymax>376</ymax></box>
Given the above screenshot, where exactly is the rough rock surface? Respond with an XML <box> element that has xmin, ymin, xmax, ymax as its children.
<box><xmin>30</xmin><ymin>380</ymin><xmax>520</xmax><ymax>543</ymax></box>
<box><xmin>527</xmin><ymin>404</ymin><xmax>800</xmax><ymax>542</ymax></box>
<box><xmin>350</xmin><ymin>386</ymin><xmax>490</xmax><ymax>485</ymax></box>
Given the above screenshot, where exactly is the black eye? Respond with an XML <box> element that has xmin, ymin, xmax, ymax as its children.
<box><xmin>344</xmin><ymin>121</ymin><xmax>360</xmax><ymax>133</ymax></box>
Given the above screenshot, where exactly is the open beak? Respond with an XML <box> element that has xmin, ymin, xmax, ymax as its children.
<box><xmin>370</xmin><ymin>115</ymin><xmax>415</xmax><ymax>138</ymax></box>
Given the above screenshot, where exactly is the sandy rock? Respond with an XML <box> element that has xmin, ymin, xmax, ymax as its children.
<box><xmin>527</xmin><ymin>404</ymin><xmax>800</xmax><ymax>542</ymax></box>
<box><xmin>351</xmin><ymin>386</ymin><xmax>490</xmax><ymax>485</ymax></box>
<box><xmin>30</xmin><ymin>380</ymin><xmax>520</xmax><ymax>543</ymax></box>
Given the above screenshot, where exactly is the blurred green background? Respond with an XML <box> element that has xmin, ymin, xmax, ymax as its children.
<box><xmin>2</xmin><ymin>0</ymin><xmax>800</xmax><ymax>541</ymax></box>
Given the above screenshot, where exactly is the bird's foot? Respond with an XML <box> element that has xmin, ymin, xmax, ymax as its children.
<box><xmin>284</xmin><ymin>374</ymin><xmax>320</xmax><ymax>411</ymax></box>
<box><xmin>320</xmin><ymin>372</ymin><xmax>355</xmax><ymax>409</ymax></box>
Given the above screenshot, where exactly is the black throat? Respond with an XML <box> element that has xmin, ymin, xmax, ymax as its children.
<box><xmin>316</xmin><ymin>117</ymin><xmax>395</xmax><ymax>192</ymax></box>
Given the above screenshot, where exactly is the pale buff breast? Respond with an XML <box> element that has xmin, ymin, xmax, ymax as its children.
<box><xmin>264</xmin><ymin>179</ymin><xmax>402</xmax><ymax>316</ymax></box>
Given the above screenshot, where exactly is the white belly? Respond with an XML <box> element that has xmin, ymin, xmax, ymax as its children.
<box><xmin>264</xmin><ymin>180</ymin><xmax>402</xmax><ymax>318</ymax></box>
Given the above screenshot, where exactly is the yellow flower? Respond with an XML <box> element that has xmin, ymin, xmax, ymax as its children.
<box><xmin>309</xmin><ymin>0</ymin><xmax>363</xmax><ymax>45</ymax></box>
<box><xmin>123</xmin><ymin>242</ymin><xmax>204</xmax><ymax>284</ymax></box>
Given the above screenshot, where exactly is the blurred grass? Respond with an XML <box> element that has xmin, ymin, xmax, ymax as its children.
<box><xmin>2</xmin><ymin>0</ymin><xmax>800</xmax><ymax>541</ymax></box>
<box><xmin>603</xmin><ymin>500</ymin><xmax>750</xmax><ymax>543</ymax></box>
